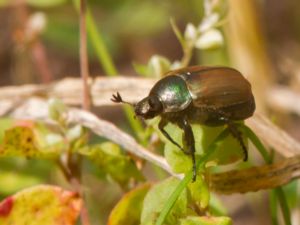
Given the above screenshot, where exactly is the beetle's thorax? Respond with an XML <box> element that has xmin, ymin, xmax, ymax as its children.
<box><xmin>149</xmin><ymin>75</ymin><xmax>192</xmax><ymax>113</ymax></box>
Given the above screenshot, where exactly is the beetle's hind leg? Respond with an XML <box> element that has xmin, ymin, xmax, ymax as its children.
<box><xmin>208</xmin><ymin>107</ymin><xmax>248</xmax><ymax>161</ymax></box>
<box><xmin>226</xmin><ymin>121</ymin><xmax>248</xmax><ymax>161</ymax></box>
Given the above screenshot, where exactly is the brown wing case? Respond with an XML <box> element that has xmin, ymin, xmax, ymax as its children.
<box><xmin>180</xmin><ymin>66</ymin><xmax>253</xmax><ymax>109</ymax></box>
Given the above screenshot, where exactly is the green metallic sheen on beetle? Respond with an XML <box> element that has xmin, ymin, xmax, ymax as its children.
<box><xmin>112</xmin><ymin>66</ymin><xmax>255</xmax><ymax>181</ymax></box>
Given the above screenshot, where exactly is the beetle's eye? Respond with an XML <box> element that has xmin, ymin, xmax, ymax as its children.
<box><xmin>148</xmin><ymin>96</ymin><xmax>162</xmax><ymax>111</ymax></box>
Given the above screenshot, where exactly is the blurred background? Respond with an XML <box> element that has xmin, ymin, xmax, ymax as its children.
<box><xmin>0</xmin><ymin>0</ymin><xmax>300</xmax><ymax>224</ymax></box>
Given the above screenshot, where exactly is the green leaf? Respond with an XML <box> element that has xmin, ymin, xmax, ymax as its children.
<box><xmin>0</xmin><ymin>118</ymin><xmax>13</xmax><ymax>143</ymax></box>
<box><xmin>209</xmin><ymin>194</ymin><xmax>227</xmax><ymax>216</ymax></box>
<box><xmin>0</xmin><ymin>126</ymin><xmax>62</xmax><ymax>159</ymax></box>
<box><xmin>155</xmin><ymin>129</ymin><xmax>230</xmax><ymax>225</ymax></box>
<box><xmin>79</xmin><ymin>142</ymin><xmax>144</xmax><ymax>187</ymax></box>
<box><xmin>133</xmin><ymin>62</ymin><xmax>149</xmax><ymax>76</ymax></box>
<box><xmin>26</xmin><ymin>0</ymin><xmax>67</xmax><ymax>8</ymax></box>
<box><xmin>179</xmin><ymin>216</ymin><xmax>232</xmax><ymax>225</ymax></box>
<box><xmin>48</xmin><ymin>98</ymin><xmax>67</xmax><ymax>124</ymax></box>
<box><xmin>282</xmin><ymin>180</ymin><xmax>299</xmax><ymax>209</ymax></box>
<box><xmin>163</xmin><ymin>123</ymin><xmax>245</xmax><ymax>174</ymax></box>
<box><xmin>198</xmin><ymin>125</ymin><xmax>245</xmax><ymax>164</ymax></box>
<box><xmin>163</xmin><ymin>123</ymin><xmax>191</xmax><ymax>173</ymax></box>
<box><xmin>187</xmin><ymin>175</ymin><xmax>209</xmax><ymax>210</ymax></box>
<box><xmin>108</xmin><ymin>183</ymin><xmax>151</xmax><ymax>225</ymax></box>
<box><xmin>0</xmin><ymin>171</ymin><xmax>42</xmax><ymax>196</ymax></box>
<box><xmin>141</xmin><ymin>177</ymin><xmax>188</xmax><ymax>225</ymax></box>
<box><xmin>147</xmin><ymin>55</ymin><xmax>171</xmax><ymax>77</ymax></box>
<box><xmin>0</xmin><ymin>185</ymin><xmax>82</xmax><ymax>224</ymax></box>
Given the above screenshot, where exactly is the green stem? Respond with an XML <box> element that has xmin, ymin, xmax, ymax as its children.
<box><xmin>243</xmin><ymin>125</ymin><xmax>291</xmax><ymax>225</ymax></box>
<box><xmin>270</xmin><ymin>190</ymin><xmax>279</xmax><ymax>225</ymax></box>
<box><xmin>275</xmin><ymin>188</ymin><xmax>292</xmax><ymax>225</ymax></box>
<box><xmin>242</xmin><ymin>125</ymin><xmax>271</xmax><ymax>163</ymax></box>
<box><xmin>86</xmin><ymin>10</ymin><xmax>118</xmax><ymax>76</ymax></box>
<box><xmin>85</xmin><ymin>9</ymin><xmax>145</xmax><ymax>143</ymax></box>
<box><xmin>123</xmin><ymin>105</ymin><xmax>146</xmax><ymax>145</ymax></box>
<box><xmin>155</xmin><ymin>129</ymin><xmax>230</xmax><ymax>225</ymax></box>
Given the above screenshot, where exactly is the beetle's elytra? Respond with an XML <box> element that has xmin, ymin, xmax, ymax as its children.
<box><xmin>112</xmin><ymin>66</ymin><xmax>255</xmax><ymax>181</ymax></box>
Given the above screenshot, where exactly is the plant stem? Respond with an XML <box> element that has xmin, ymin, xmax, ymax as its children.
<box><xmin>181</xmin><ymin>45</ymin><xmax>193</xmax><ymax>67</ymax></box>
<box><xmin>270</xmin><ymin>190</ymin><xmax>279</xmax><ymax>225</ymax></box>
<box><xmin>275</xmin><ymin>188</ymin><xmax>292</xmax><ymax>225</ymax></box>
<box><xmin>79</xmin><ymin>0</ymin><xmax>91</xmax><ymax>111</ymax></box>
<box><xmin>86</xmin><ymin>10</ymin><xmax>118</xmax><ymax>76</ymax></box>
<box><xmin>155</xmin><ymin>129</ymin><xmax>230</xmax><ymax>225</ymax></box>
<box><xmin>77</xmin><ymin>1</ymin><xmax>91</xmax><ymax>224</ymax></box>
<box><xmin>242</xmin><ymin>125</ymin><xmax>271</xmax><ymax>163</ymax></box>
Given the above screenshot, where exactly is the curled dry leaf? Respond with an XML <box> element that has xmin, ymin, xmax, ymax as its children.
<box><xmin>210</xmin><ymin>156</ymin><xmax>300</xmax><ymax>194</ymax></box>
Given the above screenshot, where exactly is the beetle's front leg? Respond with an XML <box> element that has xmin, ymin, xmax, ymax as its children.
<box><xmin>180</xmin><ymin>117</ymin><xmax>197</xmax><ymax>182</ymax></box>
<box><xmin>158</xmin><ymin>119</ymin><xmax>188</xmax><ymax>154</ymax></box>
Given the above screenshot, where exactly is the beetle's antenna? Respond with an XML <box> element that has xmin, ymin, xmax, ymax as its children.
<box><xmin>111</xmin><ymin>92</ymin><xmax>135</xmax><ymax>107</ymax></box>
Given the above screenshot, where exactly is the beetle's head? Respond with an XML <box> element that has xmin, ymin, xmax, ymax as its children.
<box><xmin>134</xmin><ymin>95</ymin><xmax>163</xmax><ymax>119</ymax></box>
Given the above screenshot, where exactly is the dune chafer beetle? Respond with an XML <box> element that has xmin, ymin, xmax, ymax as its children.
<box><xmin>112</xmin><ymin>66</ymin><xmax>255</xmax><ymax>181</ymax></box>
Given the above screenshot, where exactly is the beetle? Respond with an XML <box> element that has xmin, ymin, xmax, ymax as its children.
<box><xmin>112</xmin><ymin>66</ymin><xmax>255</xmax><ymax>181</ymax></box>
